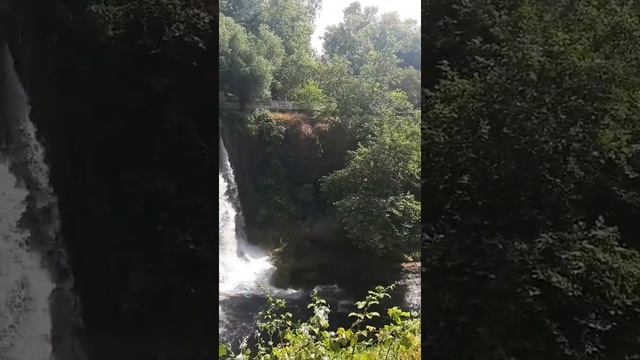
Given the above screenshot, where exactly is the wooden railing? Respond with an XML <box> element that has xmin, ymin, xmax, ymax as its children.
<box><xmin>221</xmin><ymin>95</ymin><xmax>320</xmax><ymax>111</ymax></box>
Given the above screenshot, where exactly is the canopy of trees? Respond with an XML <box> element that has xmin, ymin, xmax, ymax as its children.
<box><xmin>219</xmin><ymin>0</ymin><xmax>318</xmax><ymax>103</ymax></box>
<box><xmin>219</xmin><ymin>14</ymin><xmax>282</xmax><ymax>106</ymax></box>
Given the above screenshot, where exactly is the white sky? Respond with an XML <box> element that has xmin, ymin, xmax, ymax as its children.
<box><xmin>311</xmin><ymin>0</ymin><xmax>421</xmax><ymax>54</ymax></box>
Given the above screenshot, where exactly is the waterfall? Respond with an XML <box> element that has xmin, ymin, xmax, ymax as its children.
<box><xmin>219</xmin><ymin>137</ymin><xmax>275</xmax><ymax>339</ymax></box>
<box><xmin>0</xmin><ymin>164</ymin><xmax>53</xmax><ymax>360</ymax></box>
<box><xmin>219</xmin><ymin>137</ymin><xmax>274</xmax><ymax>295</ymax></box>
<box><xmin>0</xmin><ymin>44</ymin><xmax>84</xmax><ymax>360</ymax></box>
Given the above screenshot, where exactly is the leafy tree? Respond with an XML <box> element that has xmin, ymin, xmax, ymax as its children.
<box><xmin>424</xmin><ymin>0</ymin><xmax>640</xmax><ymax>358</ymax></box>
<box><xmin>322</xmin><ymin>2</ymin><xmax>377</xmax><ymax>74</ymax></box>
<box><xmin>425</xmin><ymin>0</ymin><xmax>640</xmax><ymax>241</ymax></box>
<box><xmin>292</xmin><ymin>80</ymin><xmax>336</xmax><ymax>120</ymax></box>
<box><xmin>257</xmin><ymin>24</ymin><xmax>286</xmax><ymax>70</ymax></box>
<box><xmin>219</xmin><ymin>14</ymin><xmax>282</xmax><ymax>107</ymax></box>
<box><xmin>422</xmin><ymin>0</ymin><xmax>500</xmax><ymax>88</ymax></box>
<box><xmin>313</xmin><ymin>53</ymin><xmax>417</xmax><ymax>141</ymax></box>
<box><xmin>425</xmin><ymin>222</ymin><xmax>640</xmax><ymax>360</ymax></box>
<box><xmin>304</xmin><ymin>0</ymin><xmax>322</xmax><ymax>19</ymax></box>
<box><xmin>258</xmin><ymin>0</ymin><xmax>319</xmax><ymax>99</ymax></box>
<box><xmin>220</xmin><ymin>0</ymin><xmax>319</xmax><ymax>101</ymax></box>
<box><xmin>359</xmin><ymin>50</ymin><xmax>402</xmax><ymax>90</ymax></box>
<box><xmin>260</xmin><ymin>0</ymin><xmax>315</xmax><ymax>55</ymax></box>
<box><xmin>315</xmin><ymin>3</ymin><xmax>421</xmax><ymax>141</ymax></box>
<box><xmin>219</xmin><ymin>0</ymin><xmax>263</xmax><ymax>33</ymax></box>
<box><xmin>219</xmin><ymin>0</ymin><xmax>422</xmax><ymax>264</ymax></box>
<box><xmin>392</xmin><ymin>67</ymin><xmax>421</xmax><ymax>108</ymax></box>
<box><xmin>272</xmin><ymin>48</ymin><xmax>318</xmax><ymax>100</ymax></box>
<box><xmin>312</xmin><ymin>56</ymin><xmax>385</xmax><ymax>135</ymax></box>
<box><xmin>323</xmin><ymin>2</ymin><xmax>420</xmax><ymax>73</ymax></box>
<box><xmin>373</xmin><ymin>12</ymin><xmax>420</xmax><ymax>69</ymax></box>
<box><xmin>323</xmin><ymin>121</ymin><xmax>420</xmax><ymax>255</ymax></box>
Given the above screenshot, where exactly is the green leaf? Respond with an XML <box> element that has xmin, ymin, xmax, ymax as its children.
<box><xmin>349</xmin><ymin>312</ymin><xmax>365</xmax><ymax>320</ymax></box>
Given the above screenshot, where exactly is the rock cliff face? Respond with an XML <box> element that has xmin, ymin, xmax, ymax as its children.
<box><xmin>3</xmin><ymin>1</ymin><xmax>217</xmax><ymax>359</ymax></box>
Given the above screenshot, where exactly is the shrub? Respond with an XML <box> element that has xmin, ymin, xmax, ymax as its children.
<box><xmin>246</xmin><ymin>109</ymin><xmax>286</xmax><ymax>144</ymax></box>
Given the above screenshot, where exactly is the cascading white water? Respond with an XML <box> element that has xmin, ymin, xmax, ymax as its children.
<box><xmin>219</xmin><ymin>137</ymin><xmax>274</xmax><ymax>296</ymax></box>
<box><xmin>0</xmin><ymin>45</ymin><xmax>55</xmax><ymax>360</ymax></box>
<box><xmin>219</xmin><ymin>137</ymin><xmax>275</xmax><ymax>339</ymax></box>
<box><xmin>0</xmin><ymin>164</ymin><xmax>54</xmax><ymax>360</ymax></box>
<box><xmin>0</xmin><ymin>42</ymin><xmax>84</xmax><ymax>360</ymax></box>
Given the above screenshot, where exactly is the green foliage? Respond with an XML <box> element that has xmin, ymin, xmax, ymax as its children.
<box><xmin>246</xmin><ymin>110</ymin><xmax>286</xmax><ymax>144</ymax></box>
<box><xmin>424</xmin><ymin>0</ymin><xmax>640</xmax><ymax>358</ymax></box>
<box><xmin>359</xmin><ymin>50</ymin><xmax>402</xmax><ymax>90</ymax></box>
<box><xmin>425</xmin><ymin>0</ymin><xmax>640</xmax><ymax>239</ymax></box>
<box><xmin>392</xmin><ymin>67</ymin><xmax>421</xmax><ymax>107</ymax></box>
<box><xmin>259</xmin><ymin>0</ymin><xmax>319</xmax><ymax>99</ymax></box>
<box><xmin>220</xmin><ymin>0</ymin><xmax>263</xmax><ymax>33</ymax></box>
<box><xmin>260</xmin><ymin>0</ymin><xmax>315</xmax><ymax>55</ymax></box>
<box><xmin>220</xmin><ymin>15</ymin><xmax>282</xmax><ymax>104</ymax></box>
<box><xmin>323</xmin><ymin>121</ymin><xmax>420</xmax><ymax>255</ymax></box>
<box><xmin>292</xmin><ymin>80</ymin><xmax>336</xmax><ymax>120</ymax></box>
<box><xmin>314</xmin><ymin>55</ymin><xmax>417</xmax><ymax>140</ymax></box>
<box><xmin>272</xmin><ymin>49</ymin><xmax>319</xmax><ymax>100</ymax></box>
<box><xmin>323</xmin><ymin>2</ymin><xmax>420</xmax><ymax>74</ymax></box>
<box><xmin>314</xmin><ymin>55</ymin><xmax>366</xmax><ymax>120</ymax></box>
<box><xmin>244</xmin><ymin>110</ymin><xmax>303</xmax><ymax>225</ymax></box>
<box><xmin>255</xmin><ymin>158</ymin><xmax>302</xmax><ymax>225</ymax></box>
<box><xmin>315</xmin><ymin>4</ymin><xmax>421</xmax><ymax>142</ymax></box>
<box><xmin>257</xmin><ymin>24</ymin><xmax>285</xmax><ymax>70</ymax></box>
<box><xmin>425</xmin><ymin>222</ymin><xmax>640</xmax><ymax>359</ymax></box>
<box><xmin>220</xmin><ymin>0</ymin><xmax>318</xmax><ymax>100</ymax></box>
<box><xmin>219</xmin><ymin>284</ymin><xmax>421</xmax><ymax>359</ymax></box>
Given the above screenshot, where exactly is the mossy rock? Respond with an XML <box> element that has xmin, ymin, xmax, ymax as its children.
<box><xmin>270</xmin><ymin>267</ymin><xmax>291</xmax><ymax>289</ymax></box>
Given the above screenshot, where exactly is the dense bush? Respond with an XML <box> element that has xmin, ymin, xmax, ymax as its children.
<box><xmin>425</xmin><ymin>222</ymin><xmax>640</xmax><ymax>359</ymax></box>
<box><xmin>323</xmin><ymin>121</ymin><xmax>420</xmax><ymax>256</ymax></box>
<box><xmin>219</xmin><ymin>14</ymin><xmax>282</xmax><ymax>105</ymax></box>
<box><xmin>246</xmin><ymin>110</ymin><xmax>286</xmax><ymax>145</ymax></box>
<box><xmin>424</xmin><ymin>0</ymin><xmax>640</xmax><ymax>358</ymax></box>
